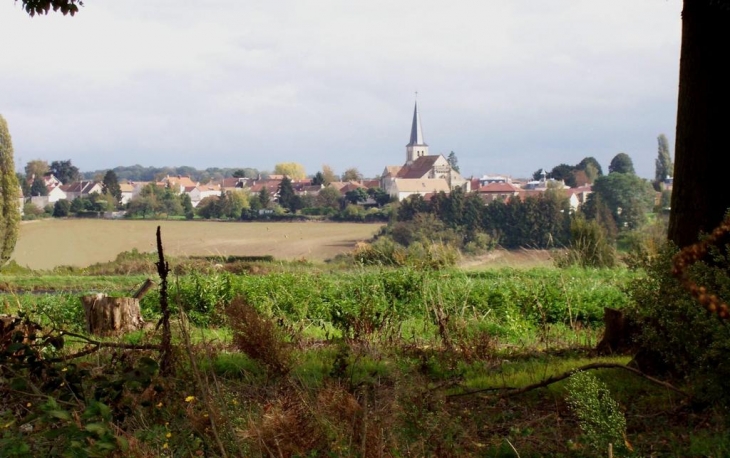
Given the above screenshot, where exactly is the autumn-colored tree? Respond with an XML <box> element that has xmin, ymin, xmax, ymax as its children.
<box><xmin>24</xmin><ymin>159</ymin><xmax>50</xmax><ymax>180</ymax></box>
<box><xmin>341</xmin><ymin>167</ymin><xmax>363</xmax><ymax>182</ymax></box>
<box><xmin>321</xmin><ymin>165</ymin><xmax>337</xmax><ymax>184</ymax></box>
<box><xmin>273</xmin><ymin>162</ymin><xmax>306</xmax><ymax>180</ymax></box>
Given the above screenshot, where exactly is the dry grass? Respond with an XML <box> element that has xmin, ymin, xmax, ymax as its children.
<box><xmin>14</xmin><ymin>219</ymin><xmax>383</xmax><ymax>270</ymax></box>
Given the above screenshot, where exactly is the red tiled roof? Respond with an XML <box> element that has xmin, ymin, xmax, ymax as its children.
<box><xmin>478</xmin><ymin>182</ymin><xmax>520</xmax><ymax>193</ymax></box>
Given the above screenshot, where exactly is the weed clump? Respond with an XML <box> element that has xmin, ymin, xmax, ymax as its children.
<box><xmin>226</xmin><ymin>298</ymin><xmax>292</xmax><ymax>377</ymax></box>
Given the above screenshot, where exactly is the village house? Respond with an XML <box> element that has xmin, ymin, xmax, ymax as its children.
<box><xmin>60</xmin><ymin>180</ymin><xmax>103</xmax><ymax>201</ymax></box>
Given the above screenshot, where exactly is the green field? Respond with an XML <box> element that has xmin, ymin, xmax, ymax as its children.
<box><xmin>13</xmin><ymin>219</ymin><xmax>383</xmax><ymax>270</ymax></box>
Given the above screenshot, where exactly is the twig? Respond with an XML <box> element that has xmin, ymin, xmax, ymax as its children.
<box><xmin>447</xmin><ymin>363</ymin><xmax>689</xmax><ymax>398</ymax></box>
<box><xmin>505</xmin><ymin>438</ymin><xmax>521</xmax><ymax>458</ymax></box>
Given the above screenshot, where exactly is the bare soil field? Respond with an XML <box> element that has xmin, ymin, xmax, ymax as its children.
<box><xmin>13</xmin><ymin>219</ymin><xmax>383</xmax><ymax>270</ymax></box>
<box><xmin>458</xmin><ymin>248</ymin><xmax>557</xmax><ymax>269</ymax></box>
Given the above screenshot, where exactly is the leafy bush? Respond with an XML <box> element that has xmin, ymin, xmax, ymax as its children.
<box><xmin>566</xmin><ymin>371</ymin><xmax>629</xmax><ymax>456</ymax></box>
<box><xmin>172</xmin><ymin>271</ymin><xmax>237</xmax><ymax>326</ymax></box>
<box><xmin>556</xmin><ymin>216</ymin><xmax>616</xmax><ymax>268</ymax></box>
<box><xmin>628</xmin><ymin>244</ymin><xmax>730</xmax><ymax>406</ymax></box>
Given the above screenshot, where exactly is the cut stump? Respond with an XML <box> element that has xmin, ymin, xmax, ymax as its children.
<box><xmin>81</xmin><ymin>294</ymin><xmax>145</xmax><ymax>337</ymax></box>
<box><xmin>596</xmin><ymin>307</ymin><xmax>637</xmax><ymax>355</ymax></box>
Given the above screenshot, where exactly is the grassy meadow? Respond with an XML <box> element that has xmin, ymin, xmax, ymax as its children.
<box><xmin>13</xmin><ymin>219</ymin><xmax>384</xmax><ymax>270</ymax></box>
<box><xmin>2</xmin><ymin>222</ymin><xmax>729</xmax><ymax>457</ymax></box>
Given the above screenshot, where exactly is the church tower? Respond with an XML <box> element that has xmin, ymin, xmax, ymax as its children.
<box><xmin>406</xmin><ymin>100</ymin><xmax>429</xmax><ymax>164</ymax></box>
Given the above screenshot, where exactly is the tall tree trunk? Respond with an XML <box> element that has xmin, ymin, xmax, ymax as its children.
<box><xmin>668</xmin><ymin>1</ymin><xmax>730</xmax><ymax>248</ymax></box>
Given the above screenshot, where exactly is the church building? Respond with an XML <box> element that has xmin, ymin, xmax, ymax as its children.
<box><xmin>381</xmin><ymin>100</ymin><xmax>469</xmax><ymax>201</ymax></box>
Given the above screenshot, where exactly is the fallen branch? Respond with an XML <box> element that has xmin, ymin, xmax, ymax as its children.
<box><xmin>49</xmin><ymin>330</ymin><xmax>161</xmax><ymax>362</ymax></box>
<box><xmin>448</xmin><ymin>362</ymin><xmax>689</xmax><ymax>399</ymax></box>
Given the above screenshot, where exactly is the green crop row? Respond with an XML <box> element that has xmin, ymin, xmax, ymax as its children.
<box><xmin>3</xmin><ymin>266</ymin><xmax>635</xmax><ymax>337</ymax></box>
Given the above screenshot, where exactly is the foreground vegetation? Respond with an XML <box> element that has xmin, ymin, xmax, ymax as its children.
<box><xmin>2</xmin><ymin>245</ymin><xmax>730</xmax><ymax>457</ymax></box>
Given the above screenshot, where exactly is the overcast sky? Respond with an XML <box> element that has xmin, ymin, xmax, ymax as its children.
<box><xmin>0</xmin><ymin>0</ymin><xmax>682</xmax><ymax>180</ymax></box>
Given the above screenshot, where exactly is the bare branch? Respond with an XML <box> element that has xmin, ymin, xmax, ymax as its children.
<box><xmin>448</xmin><ymin>363</ymin><xmax>689</xmax><ymax>399</ymax></box>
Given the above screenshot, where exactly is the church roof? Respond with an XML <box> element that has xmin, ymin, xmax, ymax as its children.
<box><xmin>407</xmin><ymin>101</ymin><xmax>427</xmax><ymax>147</ymax></box>
<box><xmin>383</xmin><ymin>165</ymin><xmax>402</xmax><ymax>178</ymax></box>
<box><xmin>396</xmin><ymin>155</ymin><xmax>443</xmax><ymax>179</ymax></box>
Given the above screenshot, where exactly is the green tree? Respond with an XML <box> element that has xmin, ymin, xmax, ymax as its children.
<box><xmin>50</xmin><ymin>159</ymin><xmax>80</xmax><ymax>184</ymax></box>
<box><xmin>344</xmin><ymin>187</ymin><xmax>368</xmax><ymax>205</ymax></box>
<box><xmin>311</xmin><ymin>172</ymin><xmax>326</xmax><ymax>186</ymax></box>
<box><xmin>577</xmin><ymin>156</ymin><xmax>604</xmax><ymax>177</ymax></box>
<box><xmin>654</xmin><ymin>133</ymin><xmax>674</xmax><ymax>191</ymax></box>
<box><xmin>590</xmin><ymin>172</ymin><xmax>655</xmax><ymax>230</ymax></box>
<box><xmin>30</xmin><ymin>176</ymin><xmax>48</xmax><ymax>196</ymax></box>
<box><xmin>258</xmin><ymin>186</ymin><xmax>271</xmax><ymax>208</ymax></box>
<box><xmin>17</xmin><ymin>173</ymin><xmax>31</xmax><ymax>197</ymax></box>
<box><xmin>53</xmin><ymin>199</ymin><xmax>71</xmax><ymax>217</ymax></box>
<box><xmin>221</xmin><ymin>191</ymin><xmax>248</xmax><ymax>219</ymax></box>
<box><xmin>549</xmin><ymin>163</ymin><xmax>577</xmax><ymax>187</ymax></box>
<box><xmin>102</xmin><ymin>170</ymin><xmax>122</xmax><ymax>205</ymax></box>
<box><xmin>608</xmin><ymin>153</ymin><xmax>635</xmax><ymax>175</ymax></box>
<box><xmin>317</xmin><ymin>186</ymin><xmax>341</xmax><ymax>209</ymax></box>
<box><xmin>196</xmin><ymin>196</ymin><xmax>221</xmax><ymax>219</ymax></box>
<box><xmin>277</xmin><ymin>177</ymin><xmax>296</xmax><ymax>212</ymax></box>
<box><xmin>181</xmin><ymin>193</ymin><xmax>194</xmax><ymax>219</ymax></box>
<box><xmin>447</xmin><ymin>151</ymin><xmax>460</xmax><ymax>173</ymax></box>
<box><xmin>70</xmin><ymin>196</ymin><xmax>92</xmax><ymax>214</ymax></box>
<box><xmin>368</xmin><ymin>187</ymin><xmax>391</xmax><ymax>207</ymax></box>
<box><xmin>0</xmin><ymin>115</ymin><xmax>21</xmax><ymax>266</ymax></box>
<box><xmin>397</xmin><ymin>194</ymin><xmax>430</xmax><ymax>221</ymax></box>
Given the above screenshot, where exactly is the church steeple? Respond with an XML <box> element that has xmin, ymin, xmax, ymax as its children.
<box><xmin>406</xmin><ymin>99</ymin><xmax>429</xmax><ymax>164</ymax></box>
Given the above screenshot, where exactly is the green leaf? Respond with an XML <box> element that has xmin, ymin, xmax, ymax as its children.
<box><xmin>97</xmin><ymin>403</ymin><xmax>111</xmax><ymax>421</ymax></box>
<box><xmin>84</xmin><ymin>422</ymin><xmax>107</xmax><ymax>436</ymax></box>
<box><xmin>48</xmin><ymin>410</ymin><xmax>72</xmax><ymax>421</ymax></box>
<box><xmin>116</xmin><ymin>436</ymin><xmax>129</xmax><ymax>451</ymax></box>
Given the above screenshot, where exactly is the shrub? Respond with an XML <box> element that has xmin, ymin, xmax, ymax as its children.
<box><xmin>566</xmin><ymin>371</ymin><xmax>629</xmax><ymax>456</ymax></box>
<box><xmin>556</xmin><ymin>216</ymin><xmax>616</xmax><ymax>268</ymax></box>
<box><xmin>628</xmin><ymin>244</ymin><xmax>730</xmax><ymax>406</ymax></box>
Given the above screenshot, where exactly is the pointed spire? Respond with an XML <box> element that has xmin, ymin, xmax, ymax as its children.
<box><xmin>407</xmin><ymin>100</ymin><xmax>427</xmax><ymax>146</ymax></box>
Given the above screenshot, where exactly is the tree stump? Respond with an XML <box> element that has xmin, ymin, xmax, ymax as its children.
<box><xmin>596</xmin><ymin>307</ymin><xmax>637</xmax><ymax>355</ymax></box>
<box><xmin>81</xmin><ymin>294</ymin><xmax>145</xmax><ymax>336</ymax></box>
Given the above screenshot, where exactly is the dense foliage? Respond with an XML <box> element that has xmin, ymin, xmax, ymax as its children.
<box><xmin>629</xmin><ymin>244</ymin><xmax>730</xmax><ymax>406</ymax></box>
<box><xmin>0</xmin><ymin>115</ymin><xmax>21</xmax><ymax>266</ymax></box>
<box><xmin>395</xmin><ymin>187</ymin><xmax>571</xmax><ymax>250</ymax></box>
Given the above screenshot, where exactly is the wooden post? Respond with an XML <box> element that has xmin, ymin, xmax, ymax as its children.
<box><xmin>81</xmin><ymin>294</ymin><xmax>144</xmax><ymax>337</ymax></box>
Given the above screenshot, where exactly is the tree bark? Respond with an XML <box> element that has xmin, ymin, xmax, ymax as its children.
<box><xmin>81</xmin><ymin>294</ymin><xmax>144</xmax><ymax>337</ymax></box>
<box><xmin>669</xmin><ymin>1</ymin><xmax>730</xmax><ymax>248</ymax></box>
